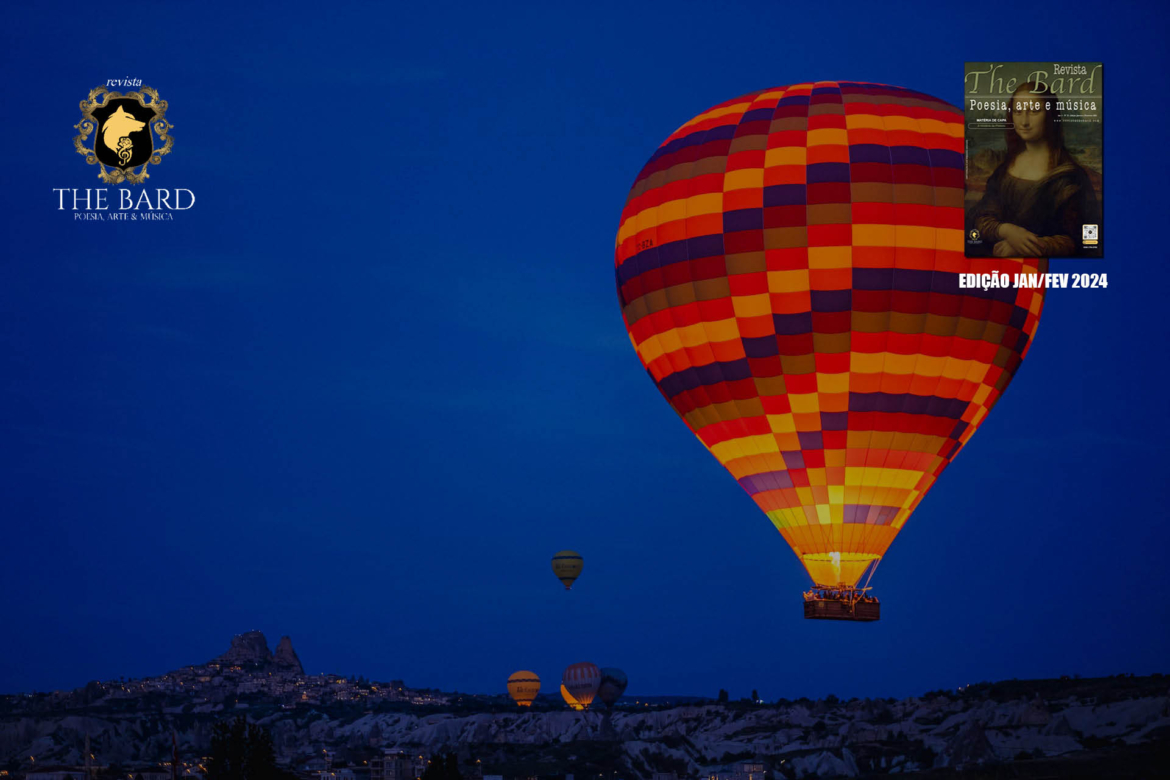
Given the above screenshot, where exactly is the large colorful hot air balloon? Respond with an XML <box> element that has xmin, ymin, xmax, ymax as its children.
<box><xmin>614</xmin><ymin>81</ymin><xmax>1047</xmax><ymax>620</ymax></box>
<box><xmin>551</xmin><ymin>550</ymin><xmax>583</xmax><ymax>590</ymax></box>
<box><xmin>562</xmin><ymin>662</ymin><xmax>601</xmax><ymax>709</ymax></box>
<box><xmin>597</xmin><ymin>668</ymin><xmax>628</xmax><ymax>709</ymax></box>
<box><xmin>507</xmin><ymin>670</ymin><xmax>540</xmax><ymax>707</ymax></box>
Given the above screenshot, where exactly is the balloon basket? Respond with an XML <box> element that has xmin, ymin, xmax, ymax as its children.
<box><xmin>802</xmin><ymin>587</ymin><xmax>880</xmax><ymax>622</ymax></box>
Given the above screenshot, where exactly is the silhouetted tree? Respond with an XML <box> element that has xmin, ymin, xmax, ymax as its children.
<box><xmin>208</xmin><ymin>716</ymin><xmax>281</xmax><ymax>780</ymax></box>
<box><xmin>242</xmin><ymin>724</ymin><xmax>275</xmax><ymax>780</ymax></box>
<box><xmin>99</xmin><ymin>763</ymin><xmax>125</xmax><ymax>780</ymax></box>
<box><xmin>419</xmin><ymin>752</ymin><xmax>462</xmax><ymax>780</ymax></box>
<box><xmin>751</xmin><ymin>689</ymin><xmax>759</xmax><ymax>702</ymax></box>
<box><xmin>717</xmin><ymin>689</ymin><xmax>729</xmax><ymax>703</ymax></box>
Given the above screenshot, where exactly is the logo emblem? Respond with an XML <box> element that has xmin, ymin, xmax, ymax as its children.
<box><xmin>73</xmin><ymin>86</ymin><xmax>173</xmax><ymax>184</ymax></box>
<box><xmin>968</xmin><ymin>228</ymin><xmax>981</xmax><ymax>242</ymax></box>
<box><xmin>1082</xmin><ymin>224</ymin><xmax>1098</xmax><ymax>243</ymax></box>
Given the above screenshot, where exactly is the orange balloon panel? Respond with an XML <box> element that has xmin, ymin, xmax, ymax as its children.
<box><xmin>560</xmin><ymin>684</ymin><xmax>584</xmax><ymax>711</ymax></box>
<box><xmin>615</xmin><ymin>81</ymin><xmax>1048</xmax><ymax>587</ymax></box>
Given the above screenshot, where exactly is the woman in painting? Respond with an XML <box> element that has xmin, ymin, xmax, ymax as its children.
<box><xmin>968</xmin><ymin>81</ymin><xmax>1100</xmax><ymax>257</ymax></box>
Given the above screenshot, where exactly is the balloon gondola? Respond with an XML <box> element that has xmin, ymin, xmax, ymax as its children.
<box><xmin>803</xmin><ymin>587</ymin><xmax>881</xmax><ymax>621</ymax></box>
<box><xmin>614</xmin><ymin>81</ymin><xmax>1048</xmax><ymax>620</ymax></box>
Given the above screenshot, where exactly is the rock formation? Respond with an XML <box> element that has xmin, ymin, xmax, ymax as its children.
<box><xmin>214</xmin><ymin>631</ymin><xmax>273</xmax><ymax>666</ymax></box>
<box><xmin>274</xmin><ymin>635</ymin><xmax>304</xmax><ymax>674</ymax></box>
<box><xmin>937</xmin><ymin>719</ymin><xmax>997</xmax><ymax>768</ymax></box>
<box><xmin>211</xmin><ymin>631</ymin><xmax>304</xmax><ymax>674</ymax></box>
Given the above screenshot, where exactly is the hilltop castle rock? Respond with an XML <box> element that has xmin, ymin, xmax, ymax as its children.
<box><xmin>213</xmin><ymin>631</ymin><xmax>302</xmax><ymax>672</ymax></box>
<box><xmin>214</xmin><ymin>631</ymin><xmax>271</xmax><ymax>665</ymax></box>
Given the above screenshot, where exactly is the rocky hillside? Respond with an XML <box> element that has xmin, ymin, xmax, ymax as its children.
<box><xmin>213</xmin><ymin>631</ymin><xmax>303</xmax><ymax>674</ymax></box>
<box><xmin>0</xmin><ymin>675</ymin><xmax>1166</xmax><ymax>777</ymax></box>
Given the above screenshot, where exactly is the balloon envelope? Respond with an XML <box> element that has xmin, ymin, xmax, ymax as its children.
<box><xmin>551</xmin><ymin>550</ymin><xmax>583</xmax><ymax>590</ymax></box>
<box><xmin>507</xmin><ymin>670</ymin><xmax>540</xmax><ymax>707</ymax></box>
<box><xmin>597</xmin><ymin>667</ymin><xmax>628</xmax><ymax>708</ymax></box>
<box><xmin>560</xmin><ymin>683</ymin><xmax>584</xmax><ymax>711</ymax></box>
<box><xmin>615</xmin><ymin>81</ymin><xmax>1047</xmax><ymax>588</ymax></box>
<box><xmin>562</xmin><ymin>662</ymin><xmax>601</xmax><ymax>709</ymax></box>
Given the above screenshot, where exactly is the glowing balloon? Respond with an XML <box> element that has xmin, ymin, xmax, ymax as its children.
<box><xmin>507</xmin><ymin>670</ymin><xmax>540</xmax><ymax>707</ymax></box>
<box><xmin>597</xmin><ymin>668</ymin><xmax>628</xmax><ymax>709</ymax></box>
<box><xmin>562</xmin><ymin>662</ymin><xmax>601</xmax><ymax>710</ymax></box>
<box><xmin>551</xmin><ymin>550</ymin><xmax>583</xmax><ymax>590</ymax></box>
<box><xmin>615</xmin><ymin>81</ymin><xmax>1047</xmax><ymax>592</ymax></box>
<box><xmin>560</xmin><ymin>683</ymin><xmax>584</xmax><ymax>711</ymax></box>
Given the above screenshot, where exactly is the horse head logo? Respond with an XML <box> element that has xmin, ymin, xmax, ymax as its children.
<box><xmin>102</xmin><ymin>105</ymin><xmax>146</xmax><ymax>166</ymax></box>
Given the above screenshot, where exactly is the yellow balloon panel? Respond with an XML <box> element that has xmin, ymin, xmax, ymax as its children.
<box><xmin>507</xmin><ymin>670</ymin><xmax>540</xmax><ymax>706</ymax></box>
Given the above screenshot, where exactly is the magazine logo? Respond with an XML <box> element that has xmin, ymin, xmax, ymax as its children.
<box><xmin>73</xmin><ymin>85</ymin><xmax>173</xmax><ymax>184</ymax></box>
<box><xmin>57</xmin><ymin>82</ymin><xmax>193</xmax><ymax>221</ymax></box>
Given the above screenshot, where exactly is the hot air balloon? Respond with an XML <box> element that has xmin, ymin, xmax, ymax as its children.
<box><xmin>551</xmin><ymin>550</ymin><xmax>583</xmax><ymax>590</ymax></box>
<box><xmin>559</xmin><ymin>684</ymin><xmax>584</xmax><ymax>711</ymax></box>
<box><xmin>562</xmin><ymin>662</ymin><xmax>601</xmax><ymax>710</ymax></box>
<box><xmin>597</xmin><ymin>668</ymin><xmax>628</xmax><ymax>709</ymax></box>
<box><xmin>507</xmin><ymin>670</ymin><xmax>540</xmax><ymax>707</ymax></box>
<box><xmin>615</xmin><ymin>81</ymin><xmax>1048</xmax><ymax>621</ymax></box>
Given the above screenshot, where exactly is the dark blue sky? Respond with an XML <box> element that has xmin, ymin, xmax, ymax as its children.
<box><xmin>1</xmin><ymin>1</ymin><xmax>1167</xmax><ymax>701</ymax></box>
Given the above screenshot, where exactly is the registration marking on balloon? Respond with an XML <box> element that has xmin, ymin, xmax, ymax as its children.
<box><xmin>615</xmin><ymin>81</ymin><xmax>1047</xmax><ymax>592</ymax></box>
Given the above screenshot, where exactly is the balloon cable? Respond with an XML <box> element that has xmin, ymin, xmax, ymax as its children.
<box><xmin>861</xmin><ymin>557</ymin><xmax>881</xmax><ymax>595</ymax></box>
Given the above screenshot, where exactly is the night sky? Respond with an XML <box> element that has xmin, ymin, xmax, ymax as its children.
<box><xmin>1</xmin><ymin>1</ymin><xmax>1167</xmax><ymax>702</ymax></box>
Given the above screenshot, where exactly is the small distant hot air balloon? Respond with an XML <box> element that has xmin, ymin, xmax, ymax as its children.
<box><xmin>614</xmin><ymin>81</ymin><xmax>1049</xmax><ymax>621</ymax></box>
<box><xmin>597</xmin><ymin>668</ymin><xmax>628</xmax><ymax>709</ymax></box>
<box><xmin>507</xmin><ymin>670</ymin><xmax>540</xmax><ymax>707</ymax></box>
<box><xmin>562</xmin><ymin>662</ymin><xmax>601</xmax><ymax>710</ymax></box>
<box><xmin>560</xmin><ymin>683</ymin><xmax>584</xmax><ymax>711</ymax></box>
<box><xmin>551</xmin><ymin>550</ymin><xmax>583</xmax><ymax>590</ymax></box>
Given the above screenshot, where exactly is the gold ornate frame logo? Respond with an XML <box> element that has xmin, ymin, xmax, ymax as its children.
<box><xmin>73</xmin><ymin>86</ymin><xmax>173</xmax><ymax>184</ymax></box>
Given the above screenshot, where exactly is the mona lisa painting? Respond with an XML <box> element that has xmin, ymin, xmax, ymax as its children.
<box><xmin>964</xmin><ymin>62</ymin><xmax>1103</xmax><ymax>258</ymax></box>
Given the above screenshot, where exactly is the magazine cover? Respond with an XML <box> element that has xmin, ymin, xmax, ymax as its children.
<box><xmin>964</xmin><ymin>62</ymin><xmax>1103</xmax><ymax>257</ymax></box>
